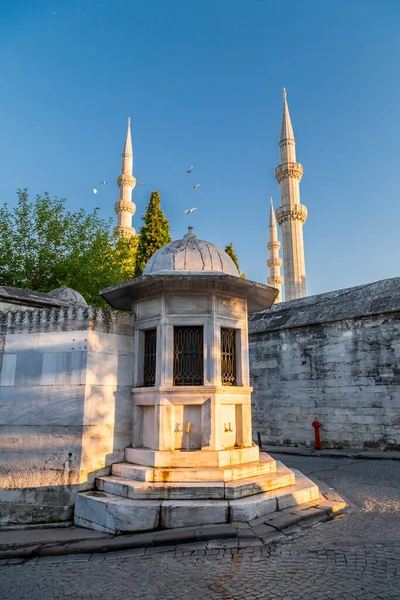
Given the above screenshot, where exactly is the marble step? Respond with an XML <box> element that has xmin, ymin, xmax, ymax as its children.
<box><xmin>229</xmin><ymin>472</ymin><xmax>320</xmax><ymax>522</ymax></box>
<box><xmin>97</xmin><ymin>465</ymin><xmax>295</xmax><ymax>500</ymax></box>
<box><xmin>74</xmin><ymin>471</ymin><xmax>320</xmax><ymax>534</ymax></box>
<box><xmin>111</xmin><ymin>455</ymin><xmax>276</xmax><ymax>484</ymax></box>
<box><xmin>125</xmin><ymin>446</ymin><xmax>260</xmax><ymax>469</ymax></box>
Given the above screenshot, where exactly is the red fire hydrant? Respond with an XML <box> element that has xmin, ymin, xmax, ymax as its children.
<box><xmin>312</xmin><ymin>420</ymin><xmax>322</xmax><ymax>450</ymax></box>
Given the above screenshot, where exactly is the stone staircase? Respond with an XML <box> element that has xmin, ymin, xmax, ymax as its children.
<box><xmin>75</xmin><ymin>450</ymin><xmax>320</xmax><ymax>534</ymax></box>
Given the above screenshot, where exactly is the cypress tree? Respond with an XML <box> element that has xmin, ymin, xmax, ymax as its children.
<box><xmin>224</xmin><ymin>242</ymin><xmax>240</xmax><ymax>271</ymax></box>
<box><xmin>224</xmin><ymin>242</ymin><xmax>246</xmax><ymax>279</ymax></box>
<box><xmin>134</xmin><ymin>191</ymin><xmax>172</xmax><ymax>277</ymax></box>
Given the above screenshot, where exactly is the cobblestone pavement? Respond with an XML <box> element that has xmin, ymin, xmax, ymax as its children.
<box><xmin>1</xmin><ymin>456</ymin><xmax>400</xmax><ymax>600</ymax></box>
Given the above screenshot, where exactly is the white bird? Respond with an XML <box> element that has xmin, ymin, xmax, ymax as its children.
<box><xmin>191</xmin><ymin>184</ymin><xmax>201</xmax><ymax>191</ymax></box>
<box><xmin>93</xmin><ymin>188</ymin><xmax>98</xmax><ymax>194</ymax></box>
<box><xmin>136</xmin><ymin>181</ymin><xmax>146</xmax><ymax>186</ymax></box>
<box><xmin>186</xmin><ymin>166</ymin><xmax>193</xmax><ymax>174</ymax></box>
<box><xmin>100</xmin><ymin>181</ymin><xmax>108</xmax><ymax>185</ymax></box>
<box><xmin>184</xmin><ymin>207</ymin><xmax>197</xmax><ymax>214</ymax></box>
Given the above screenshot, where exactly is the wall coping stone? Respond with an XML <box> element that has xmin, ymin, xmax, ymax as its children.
<box><xmin>0</xmin><ymin>306</ymin><xmax>134</xmax><ymax>335</ymax></box>
<box><xmin>249</xmin><ymin>276</ymin><xmax>400</xmax><ymax>334</ymax></box>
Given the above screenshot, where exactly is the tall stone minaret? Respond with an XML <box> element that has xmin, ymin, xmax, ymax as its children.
<box><xmin>114</xmin><ymin>117</ymin><xmax>136</xmax><ymax>238</ymax></box>
<box><xmin>267</xmin><ymin>198</ymin><xmax>283</xmax><ymax>303</ymax></box>
<box><xmin>275</xmin><ymin>89</ymin><xmax>307</xmax><ymax>301</ymax></box>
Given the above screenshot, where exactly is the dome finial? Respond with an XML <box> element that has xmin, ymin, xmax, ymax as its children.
<box><xmin>283</xmin><ymin>87</ymin><xmax>287</xmax><ymax>99</ymax></box>
<box><xmin>184</xmin><ymin>226</ymin><xmax>197</xmax><ymax>239</ymax></box>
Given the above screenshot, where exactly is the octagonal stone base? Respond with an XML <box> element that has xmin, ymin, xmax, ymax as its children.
<box><xmin>74</xmin><ymin>452</ymin><xmax>320</xmax><ymax>534</ymax></box>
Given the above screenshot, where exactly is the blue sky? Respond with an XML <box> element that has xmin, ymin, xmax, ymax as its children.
<box><xmin>1</xmin><ymin>0</ymin><xmax>400</xmax><ymax>296</ymax></box>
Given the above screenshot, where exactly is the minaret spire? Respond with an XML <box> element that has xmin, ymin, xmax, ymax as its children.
<box><xmin>267</xmin><ymin>198</ymin><xmax>283</xmax><ymax>303</ymax></box>
<box><xmin>114</xmin><ymin>117</ymin><xmax>136</xmax><ymax>238</ymax></box>
<box><xmin>275</xmin><ymin>89</ymin><xmax>307</xmax><ymax>300</ymax></box>
<box><xmin>280</xmin><ymin>88</ymin><xmax>294</xmax><ymax>144</ymax></box>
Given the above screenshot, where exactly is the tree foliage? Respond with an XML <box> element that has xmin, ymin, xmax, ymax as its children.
<box><xmin>224</xmin><ymin>242</ymin><xmax>247</xmax><ymax>279</ymax></box>
<box><xmin>224</xmin><ymin>242</ymin><xmax>240</xmax><ymax>271</ymax></box>
<box><xmin>0</xmin><ymin>189</ymin><xmax>138</xmax><ymax>307</ymax></box>
<box><xmin>134</xmin><ymin>191</ymin><xmax>172</xmax><ymax>277</ymax></box>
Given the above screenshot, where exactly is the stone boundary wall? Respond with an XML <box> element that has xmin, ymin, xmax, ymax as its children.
<box><xmin>0</xmin><ymin>306</ymin><xmax>134</xmax><ymax>525</ymax></box>
<box><xmin>249</xmin><ymin>278</ymin><xmax>400</xmax><ymax>450</ymax></box>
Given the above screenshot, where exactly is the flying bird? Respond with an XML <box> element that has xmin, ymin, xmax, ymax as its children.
<box><xmin>186</xmin><ymin>166</ymin><xmax>193</xmax><ymax>174</ymax></box>
<box><xmin>100</xmin><ymin>181</ymin><xmax>108</xmax><ymax>185</ymax></box>
<box><xmin>93</xmin><ymin>188</ymin><xmax>98</xmax><ymax>194</ymax></box>
<box><xmin>136</xmin><ymin>181</ymin><xmax>146</xmax><ymax>186</ymax></box>
<box><xmin>191</xmin><ymin>184</ymin><xmax>201</xmax><ymax>191</ymax></box>
<box><xmin>184</xmin><ymin>207</ymin><xmax>197</xmax><ymax>214</ymax></box>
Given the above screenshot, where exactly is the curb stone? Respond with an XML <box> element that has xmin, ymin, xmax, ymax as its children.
<box><xmin>0</xmin><ymin>489</ymin><xmax>347</xmax><ymax>562</ymax></box>
<box><xmin>264</xmin><ymin>445</ymin><xmax>400</xmax><ymax>461</ymax></box>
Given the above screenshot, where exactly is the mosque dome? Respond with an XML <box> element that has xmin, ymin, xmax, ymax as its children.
<box><xmin>47</xmin><ymin>286</ymin><xmax>87</xmax><ymax>305</ymax></box>
<box><xmin>143</xmin><ymin>228</ymin><xmax>240</xmax><ymax>277</ymax></box>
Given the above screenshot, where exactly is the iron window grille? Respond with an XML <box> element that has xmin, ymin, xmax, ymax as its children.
<box><xmin>173</xmin><ymin>326</ymin><xmax>204</xmax><ymax>386</ymax></box>
<box><xmin>221</xmin><ymin>327</ymin><xmax>236</xmax><ymax>386</ymax></box>
<box><xmin>143</xmin><ymin>329</ymin><xmax>157</xmax><ymax>387</ymax></box>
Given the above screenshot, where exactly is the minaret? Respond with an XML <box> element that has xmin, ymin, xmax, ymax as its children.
<box><xmin>275</xmin><ymin>89</ymin><xmax>307</xmax><ymax>301</ymax></box>
<box><xmin>114</xmin><ymin>117</ymin><xmax>136</xmax><ymax>237</ymax></box>
<box><xmin>267</xmin><ymin>198</ymin><xmax>283</xmax><ymax>303</ymax></box>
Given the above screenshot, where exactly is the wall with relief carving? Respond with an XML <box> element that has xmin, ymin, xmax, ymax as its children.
<box><xmin>0</xmin><ymin>306</ymin><xmax>134</xmax><ymax>525</ymax></box>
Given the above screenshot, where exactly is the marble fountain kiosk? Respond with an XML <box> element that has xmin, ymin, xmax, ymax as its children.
<box><xmin>74</xmin><ymin>229</ymin><xmax>319</xmax><ymax>533</ymax></box>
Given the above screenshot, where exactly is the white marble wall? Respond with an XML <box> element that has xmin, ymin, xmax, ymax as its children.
<box><xmin>0</xmin><ymin>313</ymin><xmax>134</xmax><ymax>525</ymax></box>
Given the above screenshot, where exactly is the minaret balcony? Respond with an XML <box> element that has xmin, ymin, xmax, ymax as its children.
<box><xmin>267</xmin><ymin>241</ymin><xmax>280</xmax><ymax>251</ymax></box>
<box><xmin>117</xmin><ymin>174</ymin><xmax>136</xmax><ymax>188</ymax></box>
<box><xmin>274</xmin><ymin>162</ymin><xmax>303</xmax><ymax>183</ymax></box>
<box><xmin>267</xmin><ymin>276</ymin><xmax>283</xmax><ymax>287</ymax></box>
<box><xmin>114</xmin><ymin>200</ymin><xmax>136</xmax><ymax>214</ymax></box>
<box><xmin>267</xmin><ymin>258</ymin><xmax>282</xmax><ymax>268</ymax></box>
<box><xmin>276</xmin><ymin>204</ymin><xmax>307</xmax><ymax>225</ymax></box>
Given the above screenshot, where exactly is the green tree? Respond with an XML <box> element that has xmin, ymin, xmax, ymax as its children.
<box><xmin>224</xmin><ymin>242</ymin><xmax>240</xmax><ymax>271</ymax></box>
<box><xmin>224</xmin><ymin>242</ymin><xmax>246</xmax><ymax>279</ymax></box>
<box><xmin>0</xmin><ymin>189</ymin><xmax>138</xmax><ymax>307</ymax></box>
<box><xmin>134</xmin><ymin>191</ymin><xmax>172</xmax><ymax>277</ymax></box>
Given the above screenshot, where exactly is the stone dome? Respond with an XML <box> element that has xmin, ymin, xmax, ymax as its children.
<box><xmin>143</xmin><ymin>228</ymin><xmax>240</xmax><ymax>277</ymax></box>
<box><xmin>47</xmin><ymin>286</ymin><xmax>87</xmax><ymax>305</ymax></box>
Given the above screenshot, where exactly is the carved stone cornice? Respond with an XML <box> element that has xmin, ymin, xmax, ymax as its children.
<box><xmin>274</xmin><ymin>162</ymin><xmax>303</xmax><ymax>183</ymax></box>
<box><xmin>267</xmin><ymin>258</ymin><xmax>282</xmax><ymax>268</ymax></box>
<box><xmin>117</xmin><ymin>174</ymin><xmax>136</xmax><ymax>188</ymax></box>
<box><xmin>276</xmin><ymin>204</ymin><xmax>307</xmax><ymax>225</ymax></box>
<box><xmin>267</xmin><ymin>241</ymin><xmax>280</xmax><ymax>251</ymax></box>
<box><xmin>114</xmin><ymin>200</ymin><xmax>136</xmax><ymax>215</ymax></box>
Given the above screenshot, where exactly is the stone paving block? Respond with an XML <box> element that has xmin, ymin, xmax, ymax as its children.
<box><xmin>154</xmin><ymin>528</ymin><xmax>197</xmax><ymax>544</ymax></box>
<box><xmin>145</xmin><ymin>545</ymin><xmax>176</xmax><ymax>555</ymax></box>
<box><xmin>250</xmin><ymin>523</ymin><xmax>277</xmax><ymax>537</ymax></box>
<box><xmin>282</xmin><ymin>524</ymin><xmax>302</xmax><ymax>535</ymax></box>
<box><xmin>289</xmin><ymin>506</ymin><xmax>327</xmax><ymax>520</ymax></box>
<box><xmin>206</xmin><ymin>538</ymin><xmax>239</xmax><ymax>549</ymax></box>
<box><xmin>315</xmin><ymin>498</ymin><xmax>348</xmax><ymax>513</ymax></box>
<box><xmin>264</xmin><ymin>511</ymin><xmax>304</xmax><ymax>531</ymax></box>
<box><xmin>260</xmin><ymin>531</ymin><xmax>285</xmax><ymax>544</ymax></box>
<box><xmin>175</xmin><ymin>541</ymin><xmax>207</xmax><ymax>552</ymax></box>
<box><xmin>238</xmin><ymin>537</ymin><xmax>263</xmax><ymax>548</ymax></box>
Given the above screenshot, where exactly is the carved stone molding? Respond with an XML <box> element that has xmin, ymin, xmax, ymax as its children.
<box><xmin>0</xmin><ymin>305</ymin><xmax>134</xmax><ymax>334</ymax></box>
<box><xmin>274</xmin><ymin>162</ymin><xmax>303</xmax><ymax>183</ymax></box>
<box><xmin>267</xmin><ymin>241</ymin><xmax>280</xmax><ymax>251</ymax></box>
<box><xmin>267</xmin><ymin>258</ymin><xmax>282</xmax><ymax>268</ymax></box>
<box><xmin>114</xmin><ymin>200</ymin><xmax>136</xmax><ymax>215</ymax></box>
<box><xmin>276</xmin><ymin>204</ymin><xmax>307</xmax><ymax>225</ymax></box>
<box><xmin>117</xmin><ymin>174</ymin><xmax>136</xmax><ymax>188</ymax></box>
